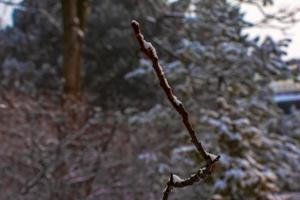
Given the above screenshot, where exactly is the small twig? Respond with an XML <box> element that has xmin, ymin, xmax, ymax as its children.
<box><xmin>131</xmin><ymin>20</ymin><xmax>220</xmax><ymax>200</ymax></box>
<box><xmin>20</xmin><ymin>114</ymin><xmax>94</xmax><ymax>195</ymax></box>
<box><xmin>21</xmin><ymin>166</ymin><xmax>46</xmax><ymax>195</ymax></box>
<box><xmin>162</xmin><ymin>156</ymin><xmax>220</xmax><ymax>200</ymax></box>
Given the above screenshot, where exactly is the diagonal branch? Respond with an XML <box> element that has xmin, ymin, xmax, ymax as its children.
<box><xmin>131</xmin><ymin>20</ymin><xmax>220</xmax><ymax>200</ymax></box>
<box><xmin>131</xmin><ymin>20</ymin><xmax>211</xmax><ymax>162</ymax></box>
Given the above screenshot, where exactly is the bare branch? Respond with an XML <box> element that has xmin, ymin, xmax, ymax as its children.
<box><xmin>131</xmin><ymin>20</ymin><xmax>211</xmax><ymax>162</ymax></box>
<box><xmin>21</xmin><ymin>165</ymin><xmax>46</xmax><ymax>195</ymax></box>
<box><xmin>131</xmin><ymin>20</ymin><xmax>220</xmax><ymax>200</ymax></box>
<box><xmin>163</xmin><ymin>156</ymin><xmax>219</xmax><ymax>200</ymax></box>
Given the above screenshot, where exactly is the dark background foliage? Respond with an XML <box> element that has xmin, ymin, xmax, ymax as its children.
<box><xmin>0</xmin><ymin>0</ymin><xmax>300</xmax><ymax>199</ymax></box>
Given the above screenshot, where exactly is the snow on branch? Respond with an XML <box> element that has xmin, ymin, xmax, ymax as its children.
<box><xmin>131</xmin><ymin>20</ymin><xmax>220</xmax><ymax>200</ymax></box>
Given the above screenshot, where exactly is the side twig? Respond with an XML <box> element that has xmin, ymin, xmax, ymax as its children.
<box><xmin>131</xmin><ymin>20</ymin><xmax>220</xmax><ymax>200</ymax></box>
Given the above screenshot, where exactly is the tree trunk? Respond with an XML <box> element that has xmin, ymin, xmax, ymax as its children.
<box><xmin>61</xmin><ymin>0</ymin><xmax>89</xmax><ymax>97</ymax></box>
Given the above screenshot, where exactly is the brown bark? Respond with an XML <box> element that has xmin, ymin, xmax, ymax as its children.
<box><xmin>131</xmin><ymin>20</ymin><xmax>220</xmax><ymax>200</ymax></box>
<box><xmin>61</xmin><ymin>0</ymin><xmax>89</xmax><ymax>97</ymax></box>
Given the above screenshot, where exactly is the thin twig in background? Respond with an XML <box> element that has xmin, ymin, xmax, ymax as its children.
<box><xmin>131</xmin><ymin>20</ymin><xmax>220</xmax><ymax>200</ymax></box>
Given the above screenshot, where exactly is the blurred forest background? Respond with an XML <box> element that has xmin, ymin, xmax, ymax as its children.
<box><xmin>0</xmin><ymin>0</ymin><xmax>300</xmax><ymax>199</ymax></box>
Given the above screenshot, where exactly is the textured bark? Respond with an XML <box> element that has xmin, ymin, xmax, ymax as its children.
<box><xmin>61</xmin><ymin>0</ymin><xmax>89</xmax><ymax>97</ymax></box>
<box><xmin>131</xmin><ymin>20</ymin><xmax>220</xmax><ymax>200</ymax></box>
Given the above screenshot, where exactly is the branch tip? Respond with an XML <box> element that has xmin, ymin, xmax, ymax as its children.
<box><xmin>131</xmin><ymin>20</ymin><xmax>140</xmax><ymax>32</ymax></box>
<box><xmin>130</xmin><ymin>19</ymin><xmax>220</xmax><ymax>200</ymax></box>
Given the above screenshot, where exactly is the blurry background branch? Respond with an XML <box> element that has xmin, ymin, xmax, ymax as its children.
<box><xmin>236</xmin><ymin>0</ymin><xmax>300</xmax><ymax>30</ymax></box>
